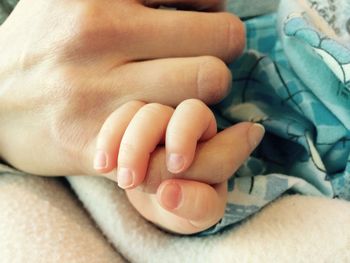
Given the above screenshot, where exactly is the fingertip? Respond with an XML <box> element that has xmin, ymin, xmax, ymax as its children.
<box><xmin>226</xmin><ymin>13</ymin><xmax>246</xmax><ymax>62</ymax></box>
<box><xmin>93</xmin><ymin>150</ymin><xmax>108</xmax><ymax>170</ymax></box>
<box><xmin>116</xmin><ymin>154</ymin><xmax>149</xmax><ymax>190</ymax></box>
<box><xmin>117</xmin><ymin>167</ymin><xmax>135</xmax><ymax>189</ymax></box>
<box><xmin>93</xmin><ymin>150</ymin><xmax>116</xmax><ymax>173</ymax></box>
<box><xmin>166</xmin><ymin>153</ymin><xmax>185</xmax><ymax>174</ymax></box>
<box><xmin>247</xmin><ymin>123</ymin><xmax>265</xmax><ymax>150</ymax></box>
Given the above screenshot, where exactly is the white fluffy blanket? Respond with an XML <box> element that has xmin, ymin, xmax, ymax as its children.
<box><xmin>1</xmin><ymin>170</ymin><xmax>349</xmax><ymax>262</ymax></box>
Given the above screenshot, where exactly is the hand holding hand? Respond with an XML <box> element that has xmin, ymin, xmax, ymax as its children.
<box><xmin>0</xmin><ymin>0</ymin><xmax>251</xmax><ymax>234</ymax></box>
<box><xmin>0</xmin><ymin>0</ymin><xmax>244</xmax><ymax>177</ymax></box>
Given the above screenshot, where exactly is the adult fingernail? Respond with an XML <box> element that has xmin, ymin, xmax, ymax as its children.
<box><xmin>167</xmin><ymin>154</ymin><xmax>185</xmax><ymax>174</ymax></box>
<box><xmin>160</xmin><ymin>183</ymin><xmax>183</xmax><ymax>210</ymax></box>
<box><xmin>117</xmin><ymin>167</ymin><xmax>134</xmax><ymax>189</ymax></box>
<box><xmin>248</xmin><ymin>123</ymin><xmax>265</xmax><ymax>150</ymax></box>
<box><xmin>93</xmin><ymin>150</ymin><xmax>108</xmax><ymax>170</ymax></box>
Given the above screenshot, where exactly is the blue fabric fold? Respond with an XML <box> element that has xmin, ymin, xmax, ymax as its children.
<box><xmin>203</xmin><ymin>0</ymin><xmax>350</xmax><ymax>235</ymax></box>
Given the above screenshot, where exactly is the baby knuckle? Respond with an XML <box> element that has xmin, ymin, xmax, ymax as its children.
<box><xmin>166</xmin><ymin>128</ymin><xmax>183</xmax><ymax>142</ymax></box>
<box><xmin>142</xmin><ymin>103</ymin><xmax>173</xmax><ymax>116</ymax></box>
<box><xmin>125</xmin><ymin>100</ymin><xmax>146</xmax><ymax>110</ymax></box>
<box><xmin>119</xmin><ymin>141</ymin><xmax>138</xmax><ymax>156</ymax></box>
<box><xmin>181</xmin><ymin>98</ymin><xmax>206</xmax><ymax>110</ymax></box>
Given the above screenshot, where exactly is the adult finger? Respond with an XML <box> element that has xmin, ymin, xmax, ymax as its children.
<box><xmin>166</xmin><ymin>99</ymin><xmax>217</xmax><ymax>173</ymax></box>
<box><xmin>140</xmin><ymin>122</ymin><xmax>265</xmax><ymax>193</ymax></box>
<box><xmin>117</xmin><ymin>103</ymin><xmax>174</xmax><ymax>189</ymax></box>
<box><xmin>113</xmin><ymin>56</ymin><xmax>232</xmax><ymax>107</ymax></box>
<box><xmin>126</xmin><ymin>8</ymin><xmax>245</xmax><ymax>63</ymax></box>
<box><xmin>126</xmin><ymin>180</ymin><xmax>227</xmax><ymax>235</ymax></box>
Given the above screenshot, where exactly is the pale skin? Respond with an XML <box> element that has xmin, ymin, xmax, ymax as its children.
<box><xmin>94</xmin><ymin>99</ymin><xmax>265</xmax><ymax>234</ymax></box>
<box><xmin>0</xmin><ymin>0</ymin><xmax>262</xmax><ymax>234</ymax></box>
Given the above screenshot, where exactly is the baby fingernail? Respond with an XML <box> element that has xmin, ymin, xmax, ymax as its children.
<box><xmin>94</xmin><ymin>150</ymin><xmax>108</xmax><ymax>170</ymax></box>
<box><xmin>167</xmin><ymin>154</ymin><xmax>185</xmax><ymax>174</ymax></box>
<box><xmin>117</xmin><ymin>168</ymin><xmax>134</xmax><ymax>189</ymax></box>
<box><xmin>248</xmin><ymin>123</ymin><xmax>265</xmax><ymax>149</ymax></box>
<box><xmin>160</xmin><ymin>183</ymin><xmax>182</xmax><ymax>210</ymax></box>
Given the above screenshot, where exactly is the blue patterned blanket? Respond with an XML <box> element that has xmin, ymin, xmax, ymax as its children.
<box><xmin>204</xmin><ymin>0</ymin><xmax>350</xmax><ymax>235</ymax></box>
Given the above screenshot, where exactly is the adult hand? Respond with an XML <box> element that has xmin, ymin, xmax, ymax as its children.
<box><xmin>0</xmin><ymin>0</ymin><xmax>248</xmax><ymax>234</ymax></box>
<box><xmin>0</xmin><ymin>0</ymin><xmax>245</xmax><ymax>177</ymax></box>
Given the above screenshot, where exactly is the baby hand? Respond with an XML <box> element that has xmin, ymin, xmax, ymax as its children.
<box><xmin>94</xmin><ymin>99</ymin><xmax>217</xmax><ymax>189</ymax></box>
<box><xmin>94</xmin><ymin>99</ymin><xmax>265</xmax><ymax>234</ymax></box>
<box><xmin>126</xmin><ymin>123</ymin><xmax>265</xmax><ymax>234</ymax></box>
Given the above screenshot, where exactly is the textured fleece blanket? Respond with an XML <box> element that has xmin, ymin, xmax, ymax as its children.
<box><xmin>1</xmin><ymin>170</ymin><xmax>350</xmax><ymax>262</ymax></box>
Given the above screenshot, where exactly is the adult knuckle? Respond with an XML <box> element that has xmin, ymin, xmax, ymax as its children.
<box><xmin>49</xmin><ymin>3</ymin><xmax>97</xmax><ymax>56</ymax></box>
<box><xmin>222</xmin><ymin>12</ymin><xmax>246</xmax><ymax>61</ymax></box>
<box><xmin>70</xmin><ymin>2</ymin><xmax>103</xmax><ymax>38</ymax></box>
<box><xmin>48</xmin><ymin>67</ymin><xmax>86</xmax><ymax>107</ymax></box>
<box><xmin>197</xmin><ymin>56</ymin><xmax>232</xmax><ymax>104</ymax></box>
<box><xmin>57</xmin><ymin>1</ymin><xmax>128</xmax><ymax>58</ymax></box>
<box><xmin>46</xmin><ymin>67</ymin><xmax>110</xmax><ymax>161</ymax></box>
<box><xmin>51</xmin><ymin>66</ymin><xmax>112</xmax><ymax>111</ymax></box>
